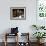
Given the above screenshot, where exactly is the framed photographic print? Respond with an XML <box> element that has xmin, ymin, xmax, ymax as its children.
<box><xmin>10</xmin><ymin>7</ymin><xmax>26</xmax><ymax>20</ymax></box>
<box><xmin>36</xmin><ymin>0</ymin><xmax>46</xmax><ymax>26</ymax></box>
<box><xmin>37</xmin><ymin>0</ymin><xmax>46</xmax><ymax>18</ymax></box>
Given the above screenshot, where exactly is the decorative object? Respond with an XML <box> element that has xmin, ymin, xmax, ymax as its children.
<box><xmin>11</xmin><ymin>27</ymin><xmax>18</xmax><ymax>34</ymax></box>
<box><xmin>18</xmin><ymin>42</ymin><xmax>29</xmax><ymax>46</ymax></box>
<box><xmin>10</xmin><ymin>7</ymin><xmax>26</xmax><ymax>20</ymax></box>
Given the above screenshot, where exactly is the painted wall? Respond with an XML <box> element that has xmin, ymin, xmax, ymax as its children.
<box><xmin>0</xmin><ymin>0</ymin><xmax>36</xmax><ymax>42</ymax></box>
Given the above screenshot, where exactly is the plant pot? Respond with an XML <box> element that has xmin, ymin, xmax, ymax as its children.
<box><xmin>37</xmin><ymin>39</ymin><xmax>45</xmax><ymax>44</ymax></box>
<box><xmin>40</xmin><ymin>38</ymin><xmax>45</xmax><ymax>43</ymax></box>
<box><xmin>37</xmin><ymin>39</ymin><xmax>40</xmax><ymax>43</ymax></box>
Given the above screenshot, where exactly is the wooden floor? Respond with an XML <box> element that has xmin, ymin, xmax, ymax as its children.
<box><xmin>0</xmin><ymin>42</ymin><xmax>46</xmax><ymax>46</ymax></box>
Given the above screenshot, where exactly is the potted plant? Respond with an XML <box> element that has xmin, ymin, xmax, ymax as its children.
<box><xmin>33</xmin><ymin>32</ymin><xmax>46</xmax><ymax>43</ymax></box>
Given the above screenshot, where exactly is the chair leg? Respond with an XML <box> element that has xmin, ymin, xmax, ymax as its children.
<box><xmin>4</xmin><ymin>41</ymin><xmax>7</xmax><ymax>46</ymax></box>
<box><xmin>4</xmin><ymin>33</ymin><xmax>7</xmax><ymax>46</ymax></box>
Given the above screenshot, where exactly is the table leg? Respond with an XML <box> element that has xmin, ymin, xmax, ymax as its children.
<box><xmin>4</xmin><ymin>34</ymin><xmax>7</xmax><ymax>46</ymax></box>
